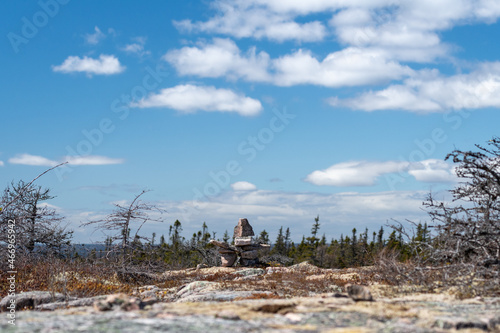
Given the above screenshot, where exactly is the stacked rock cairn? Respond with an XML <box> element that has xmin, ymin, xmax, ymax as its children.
<box><xmin>210</xmin><ymin>218</ymin><xmax>270</xmax><ymax>267</ymax></box>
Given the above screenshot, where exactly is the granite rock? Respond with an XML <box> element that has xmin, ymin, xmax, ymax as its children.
<box><xmin>233</xmin><ymin>218</ymin><xmax>254</xmax><ymax>238</ymax></box>
<box><xmin>234</xmin><ymin>237</ymin><xmax>253</xmax><ymax>246</ymax></box>
<box><xmin>345</xmin><ymin>284</ymin><xmax>374</xmax><ymax>302</ymax></box>
<box><xmin>0</xmin><ymin>291</ymin><xmax>66</xmax><ymax>311</ymax></box>
<box><xmin>221</xmin><ymin>253</ymin><xmax>237</xmax><ymax>267</ymax></box>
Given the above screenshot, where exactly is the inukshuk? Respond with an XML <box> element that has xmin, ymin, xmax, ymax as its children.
<box><xmin>210</xmin><ymin>218</ymin><xmax>270</xmax><ymax>267</ymax></box>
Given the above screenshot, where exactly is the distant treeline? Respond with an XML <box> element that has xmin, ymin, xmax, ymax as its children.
<box><xmin>68</xmin><ymin>216</ymin><xmax>430</xmax><ymax>269</ymax></box>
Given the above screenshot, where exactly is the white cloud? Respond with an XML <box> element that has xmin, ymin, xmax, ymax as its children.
<box><xmin>165</xmin><ymin>39</ymin><xmax>413</xmax><ymax>87</ymax></box>
<box><xmin>122</xmin><ymin>37</ymin><xmax>151</xmax><ymax>57</ymax></box>
<box><xmin>172</xmin><ymin>0</ymin><xmax>500</xmax><ymax>63</ymax></box>
<box><xmin>9</xmin><ymin>154</ymin><xmax>57</xmax><ymax>166</ymax></box>
<box><xmin>231</xmin><ymin>181</ymin><xmax>257</xmax><ymax>191</ymax></box>
<box><xmin>164</xmin><ymin>38</ymin><xmax>271</xmax><ymax>82</ymax></box>
<box><xmin>131</xmin><ymin>84</ymin><xmax>263</xmax><ymax>116</ymax></box>
<box><xmin>305</xmin><ymin>159</ymin><xmax>456</xmax><ymax>186</ymax></box>
<box><xmin>305</xmin><ymin>160</ymin><xmax>409</xmax><ymax>187</ymax></box>
<box><xmin>336</xmin><ymin>63</ymin><xmax>500</xmax><ymax>112</ymax></box>
<box><xmin>8</xmin><ymin>154</ymin><xmax>124</xmax><ymax>166</ymax></box>
<box><xmin>249</xmin><ymin>0</ymin><xmax>391</xmax><ymax>14</ymax></box>
<box><xmin>272</xmin><ymin>47</ymin><xmax>413</xmax><ymax>87</ymax></box>
<box><xmin>64</xmin><ymin>156</ymin><xmax>125</xmax><ymax>165</ymax></box>
<box><xmin>408</xmin><ymin>159</ymin><xmax>457</xmax><ymax>183</ymax></box>
<box><xmin>38</xmin><ymin>202</ymin><xmax>62</xmax><ymax>210</ymax></box>
<box><xmin>328</xmin><ymin>4</ymin><xmax>456</xmax><ymax>63</ymax></box>
<box><xmin>0</xmin><ymin>161</ymin><xmax>4</xmax><ymax>166</ymax></box>
<box><xmin>52</xmin><ymin>54</ymin><xmax>125</xmax><ymax>76</ymax></box>
<box><xmin>84</xmin><ymin>26</ymin><xmax>105</xmax><ymax>45</ymax></box>
<box><xmin>174</xmin><ymin>2</ymin><xmax>326</xmax><ymax>42</ymax></box>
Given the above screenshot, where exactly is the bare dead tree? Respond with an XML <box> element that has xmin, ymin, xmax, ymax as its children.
<box><xmin>0</xmin><ymin>179</ymin><xmax>72</xmax><ymax>254</ymax></box>
<box><xmin>426</xmin><ymin>138</ymin><xmax>500</xmax><ymax>266</ymax></box>
<box><xmin>81</xmin><ymin>190</ymin><xmax>167</xmax><ymax>264</ymax></box>
<box><xmin>374</xmin><ymin>138</ymin><xmax>500</xmax><ymax>297</ymax></box>
<box><xmin>381</xmin><ymin>138</ymin><xmax>500</xmax><ymax>296</ymax></box>
<box><xmin>0</xmin><ymin>162</ymin><xmax>67</xmax><ymax>215</ymax></box>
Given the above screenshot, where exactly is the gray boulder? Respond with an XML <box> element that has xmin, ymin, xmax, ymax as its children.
<box><xmin>233</xmin><ymin>218</ymin><xmax>254</xmax><ymax>238</ymax></box>
<box><xmin>345</xmin><ymin>284</ymin><xmax>374</xmax><ymax>302</ymax></box>
<box><xmin>0</xmin><ymin>291</ymin><xmax>65</xmax><ymax>311</ymax></box>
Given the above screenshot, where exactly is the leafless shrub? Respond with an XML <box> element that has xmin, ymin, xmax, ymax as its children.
<box><xmin>81</xmin><ymin>190</ymin><xmax>166</xmax><ymax>266</ymax></box>
<box><xmin>377</xmin><ymin>138</ymin><xmax>500</xmax><ymax>297</ymax></box>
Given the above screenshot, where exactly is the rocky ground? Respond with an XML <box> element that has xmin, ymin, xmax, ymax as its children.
<box><xmin>1</xmin><ymin>263</ymin><xmax>499</xmax><ymax>332</ymax></box>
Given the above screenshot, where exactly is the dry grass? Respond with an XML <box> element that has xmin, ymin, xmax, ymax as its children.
<box><xmin>1</xmin><ymin>255</ymin><xmax>378</xmax><ymax>302</ymax></box>
<box><xmin>5</xmin><ymin>253</ymin><xmax>496</xmax><ymax>304</ymax></box>
<box><xmin>0</xmin><ymin>256</ymin><xmax>135</xmax><ymax>299</ymax></box>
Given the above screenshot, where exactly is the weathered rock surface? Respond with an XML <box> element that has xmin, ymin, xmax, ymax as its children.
<box><xmin>240</xmin><ymin>250</ymin><xmax>258</xmax><ymax>259</ymax></box>
<box><xmin>2</xmin><ymin>293</ymin><xmax>499</xmax><ymax>332</ymax></box>
<box><xmin>2</xmin><ymin>265</ymin><xmax>500</xmax><ymax>332</ymax></box>
<box><xmin>233</xmin><ymin>218</ymin><xmax>254</xmax><ymax>238</ymax></box>
<box><xmin>234</xmin><ymin>236</ymin><xmax>253</xmax><ymax>246</ymax></box>
<box><xmin>231</xmin><ymin>268</ymin><xmax>265</xmax><ymax>277</ymax></box>
<box><xmin>346</xmin><ymin>284</ymin><xmax>374</xmax><ymax>302</ymax></box>
<box><xmin>36</xmin><ymin>295</ymin><xmax>106</xmax><ymax>311</ymax></box>
<box><xmin>0</xmin><ymin>291</ymin><xmax>66</xmax><ymax>311</ymax></box>
<box><xmin>221</xmin><ymin>252</ymin><xmax>237</xmax><ymax>266</ymax></box>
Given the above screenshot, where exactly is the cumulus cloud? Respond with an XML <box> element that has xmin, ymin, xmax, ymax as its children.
<box><xmin>8</xmin><ymin>154</ymin><xmax>124</xmax><ymax>166</ymax></box>
<box><xmin>164</xmin><ymin>38</ymin><xmax>271</xmax><ymax>82</ymax></box>
<box><xmin>84</xmin><ymin>26</ymin><xmax>106</xmax><ymax>45</ymax></box>
<box><xmin>174</xmin><ymin>1</ymin><xmax>326</xmax><ymax>42</ymax></box>
<box><xmin>173</xmin><ymin>0</ymin><xmax>500</xmax><ymax>61</ymax></box>
<box><xmin>305</xmin><ymin>160</ymin><xmax>408</xmax><ymax>187</ymax></box>
<box><xmin>52</xmin><ymin>54</ymin><xmax>125</xmax><ymax>76</ymax></box>
<box><xmin>131</xmin><ymin>84</ymin><xmax>263</xmax><ymax>116</ymax></box>
<box><xmin>335</xmin><ymin>63</ymin><xmax>500</xmax><ymax>112</ymax></box>
<box><xmin>408</xmin><ymin>159</ymin><xmax>457</xmax><ymax>183</ymax></box>
<box><xmin>231</xmin><ymin>181</ymin><xmax>257</xmax><ymax>191</ymax></box>
<box><xmin>329</xmin><ymin>4</ymin><xmax>454</xmax><ymax>62</ymax></box>
<box><xmin>305</xmin><ymin>159</ymin><xmax>456</xmax><ymax>186</ymax></box>
<box><xmin>272</xmin><ymin>47</ymin><xmax>413</xmax><ymax>87</ymax></box>
<box><xmin>122</xmin><ymin>37</ymin><xmax>151</xmax><ymax>57</ymax></box>
<box><xmin>0</xmin><ymin>161</ymin><xmax>4</xmax><ymax>166</ymax></box>
<box><xmin>165</xmin><ymin>39</ymin><xmax>413</xmax><ymax>87</ymax></box>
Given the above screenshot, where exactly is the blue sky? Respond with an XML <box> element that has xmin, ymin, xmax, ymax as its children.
<box><xmin>1</xmin><ymin>0</ymin><xmax>500</xmax><ymax>244</ymax></box>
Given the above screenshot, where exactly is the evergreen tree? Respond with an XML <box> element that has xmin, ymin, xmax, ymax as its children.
<box><xmin>257</xmin><ymin>230</ymin><xmax>270</xmax><ymax>244</ymax></box>
<box><xmin>273</xmin><ymin>226</ymin><xmax>286</xmax><ymax>255</ymax></box>
<box><xmin>170</xmin><ymin>220</ymin><xmax>183</xmax><ymax>248</ymax></box>
<box><xmin>201</xmin><ymin>222</ymin><xmax>211</xmax><ymax>245</ymax></box>
<box><xmin>284</xmin><ymin>227</ymin><xmax>291</xmax><ymax>253</ymax></box>
<box><xmin>377</xmin><ymin>226</ymin><xmax>384</xmax><ymax>249</ymax></box>
<box><xmin>311</xmin><ymin>215</ymin><xmax>320</xmax><ymax>239</ymax></box>
<box><xmin>319</xmin><ymin>234</ymin><xmax>327</xmax><ymax>246</ymax></box>
<box><xmin>223</xmin><ymin>230</ymin><xmax>230</xmax><ymax>243</ymax></box>
<box><xmin>338</xmin><ymin>234</ymin><xmax>347</xmax><ymax>268</ymax></box>
<box><xmin>306</xmin><ymin>215</ymin><xmax>321</xmax><ymax>249</ymax></box>
<box><xmin>350</xmin><ymin>228</ymin><xmax>358</xmax><ymax>266</ymax></box>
